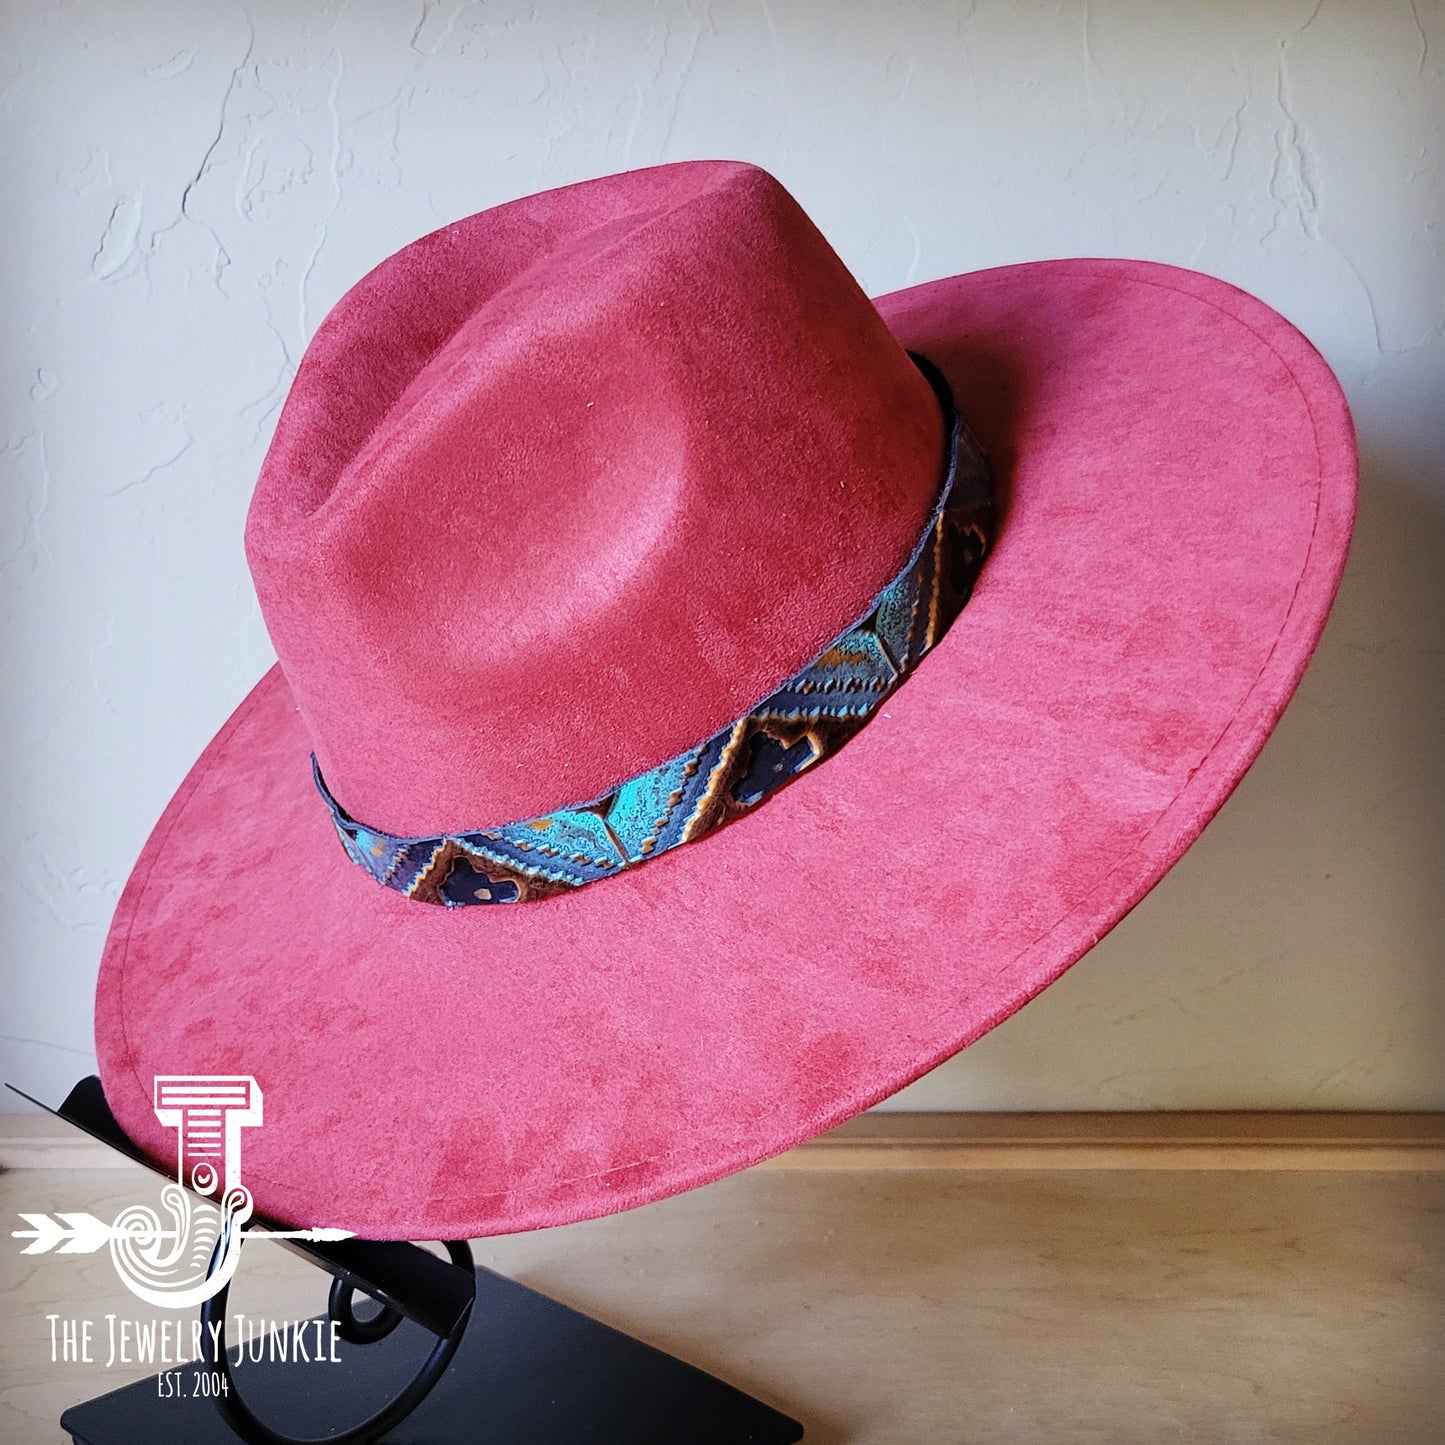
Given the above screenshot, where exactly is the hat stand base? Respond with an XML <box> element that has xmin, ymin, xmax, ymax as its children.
<box><xmin>59</xmin><ymin>1266</ymin><xmax>805</xmax><ymax>1445</ymax></box>
<box><xmin>25</xmin><ymin>1078</ymin><xmax>805</xmax><ymax>1445</ymax></box>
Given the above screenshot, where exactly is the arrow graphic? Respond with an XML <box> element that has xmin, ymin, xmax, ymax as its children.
<box><xmin>261</xmin><ymin>1228</ymin><xmax>356</xmax><ymax>1242</ymax></box>
<box><xmin>12</xmin><ymin>1214</ymin><xmax>353</xmax><ymax>1254</ymax></box>
<box><xmin>13</xmin><ymin>1212</ymin><xmax>114</xmax><ymax>1254</ymax></box>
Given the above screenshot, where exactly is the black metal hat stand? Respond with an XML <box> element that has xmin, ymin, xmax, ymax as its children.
<box><xmin>31</xmin><ymin>1077</ymin><xmax>804</xmax><ymax>1445</ymax></box>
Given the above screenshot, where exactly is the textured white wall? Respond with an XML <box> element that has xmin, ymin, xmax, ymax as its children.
<box><xmin>2</xmin><ymin>0</ymin><xmax>1441</xmax><ymax>1112</ymax></box>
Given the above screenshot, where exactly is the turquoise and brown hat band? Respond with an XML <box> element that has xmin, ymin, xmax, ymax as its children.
<box><xmin>312</xmin><ymin>352</ymin><xmax>995</xmax><ymax>905</ymax></box>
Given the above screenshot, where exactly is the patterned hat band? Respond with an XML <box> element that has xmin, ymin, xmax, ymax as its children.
<box><xmin>313</xmin><ymin>352</ymin><xmax>995</xmax><ymax>906</ymax></box>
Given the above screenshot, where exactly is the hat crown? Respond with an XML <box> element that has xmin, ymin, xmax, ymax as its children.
<box><xmin>245</xmin><ymin>161</ymin><xmax>945</xmax><ymax>835</ymax></box>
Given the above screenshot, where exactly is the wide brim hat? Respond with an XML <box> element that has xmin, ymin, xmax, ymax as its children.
<box><xmin>94</xmin><ymin>162</ymin><xmax>1355</xmax><ymax>1240</ymax></box>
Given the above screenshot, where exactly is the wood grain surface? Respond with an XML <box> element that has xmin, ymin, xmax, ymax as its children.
<box><xmin>2</xmin><ymin>1155</ymin><xmax>1440</xmax><ymax>1442</ymax></box>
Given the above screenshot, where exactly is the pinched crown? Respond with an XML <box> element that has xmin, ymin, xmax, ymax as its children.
<box><xmin>245</xmin><ymin>162</ymin><xmax>945</xmax><ymax>836</ymax></box>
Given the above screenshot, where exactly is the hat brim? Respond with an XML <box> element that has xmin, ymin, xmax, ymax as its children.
<box><xmin>94</xmin><ymin>259</ymin><xmax>1355</xmax><ymax>1239</ymax></box>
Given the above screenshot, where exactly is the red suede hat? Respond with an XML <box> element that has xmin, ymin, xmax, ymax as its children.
<box><xmin>94</xmin><ymin>161</ymin><xmax>1355</xmax><ymax>1240</ymax></box>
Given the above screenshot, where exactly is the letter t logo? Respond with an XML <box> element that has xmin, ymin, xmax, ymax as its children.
<box><xmin>152</xmin><ymin>1076</ymin><xmax>263</xmax><ymax>1198</ymax></box>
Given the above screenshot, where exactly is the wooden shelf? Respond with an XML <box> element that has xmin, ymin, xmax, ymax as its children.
<box><xmin>4</xmin><ymin>1109</ymin><xmax>1443</xmax><ymax>1175</ymax></box>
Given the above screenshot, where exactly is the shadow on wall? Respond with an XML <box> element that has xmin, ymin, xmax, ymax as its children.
<box><xmin>886</xmin><ymin>447</ymin><xmax>1445</xmax><ymax>1112</ymax></box>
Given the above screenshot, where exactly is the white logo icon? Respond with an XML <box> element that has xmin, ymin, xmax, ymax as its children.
<box><xmin>13</xmin><ymin>1075</ymin><xmax>351</xmax><ymax>1308</ymax></box>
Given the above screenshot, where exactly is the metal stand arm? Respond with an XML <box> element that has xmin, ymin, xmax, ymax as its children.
<box><xmin>200</xmin><ymin>1234</ymin><xmax>475</xmax><ymax>1445</ymax></box>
